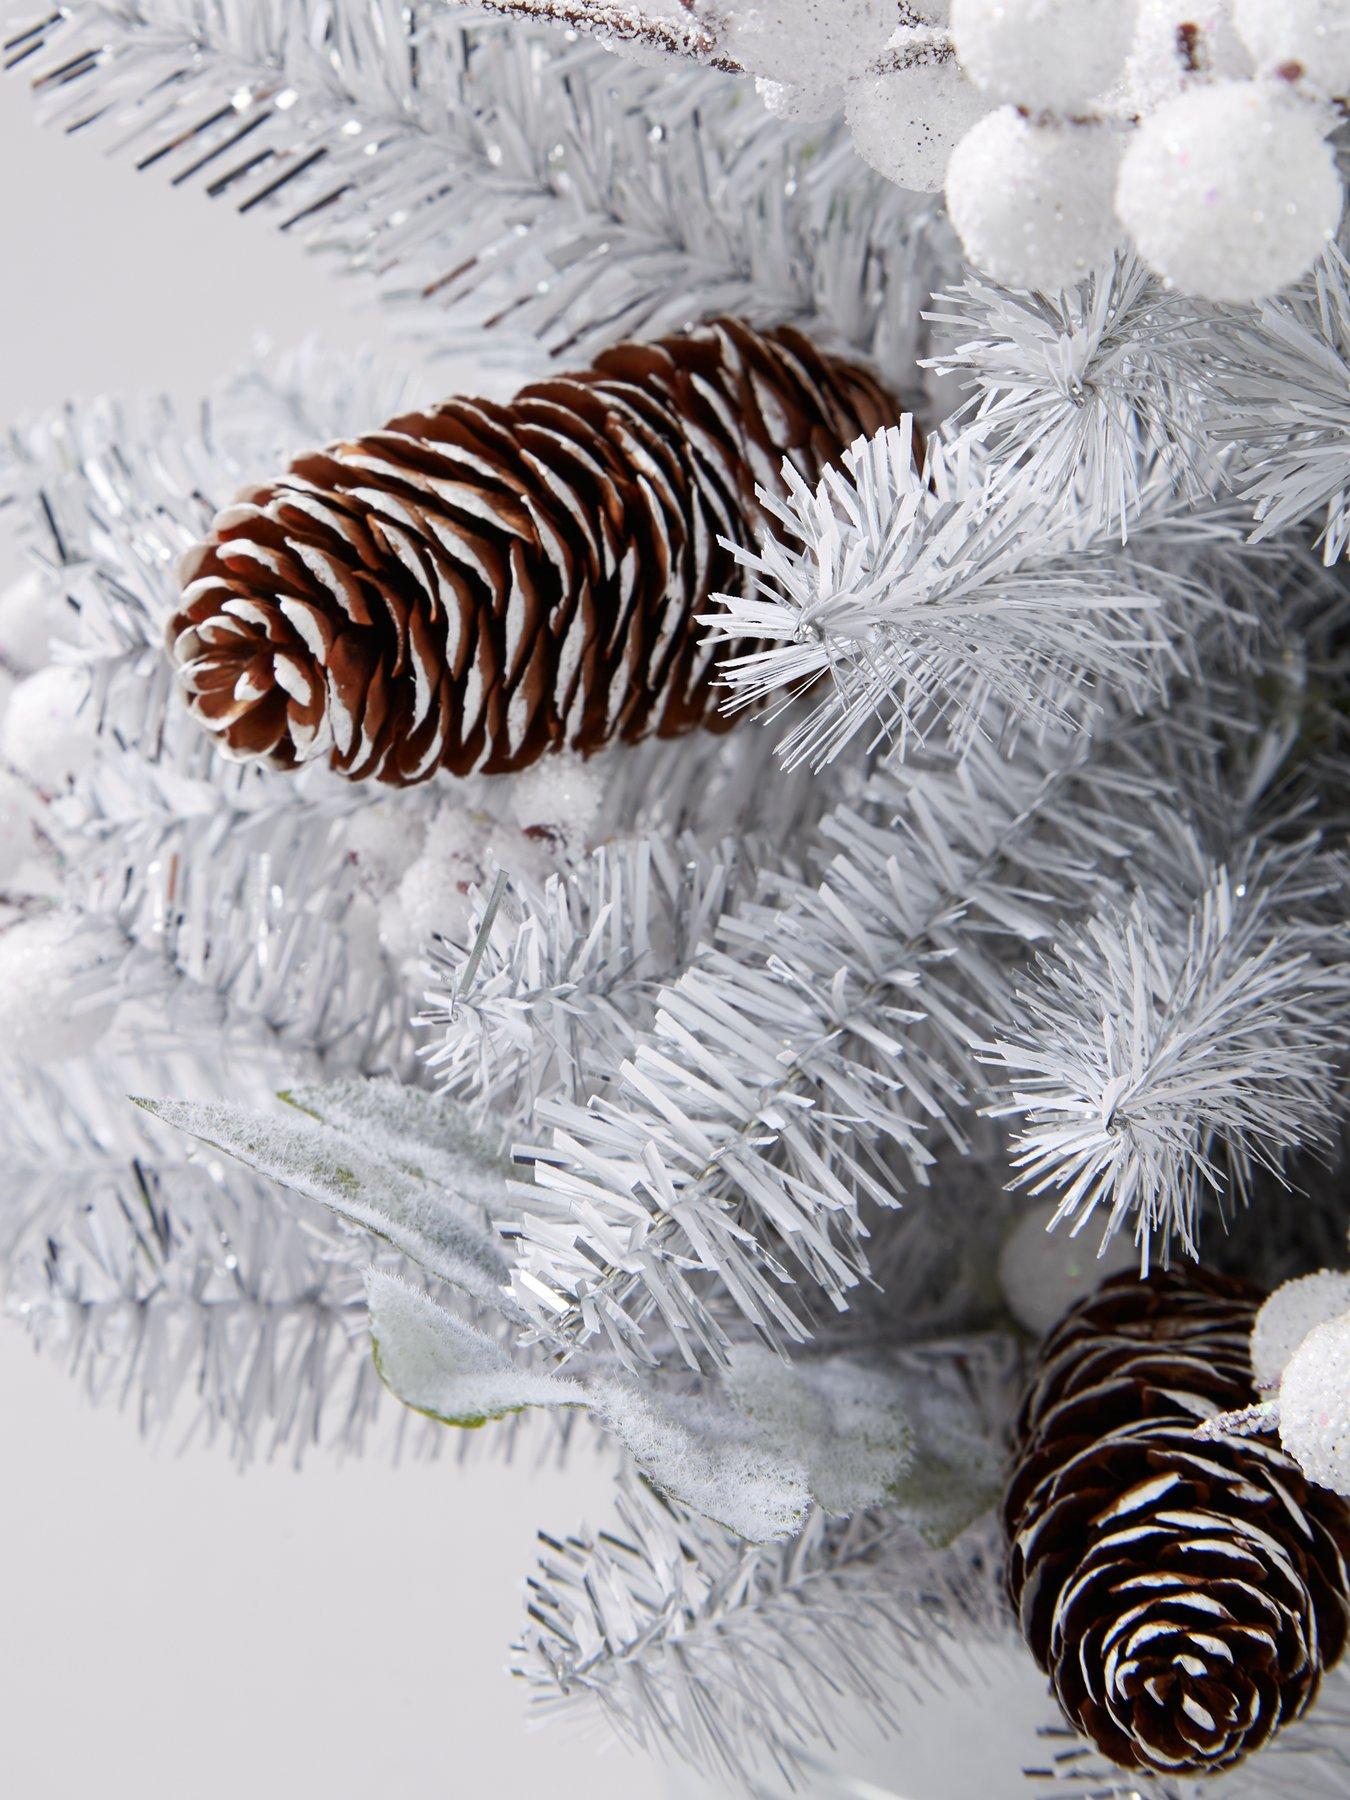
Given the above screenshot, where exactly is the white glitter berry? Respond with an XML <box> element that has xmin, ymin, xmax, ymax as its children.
<box><xmin>1278</xmin><ymin>1310</ymin><xmax>1350</xmax><ymax>1498</ymax></box>
<box><xmin>1116</xmin><ymin>80</ymin><xmax>1342</xmax><ymax>302</ymax></box>
<box><xmin>946</xmin><ymin>109</ymin><xmax>1123</xmax><ymax>292</ymax></box>
<box><xmin>1252</xmin><ymin>1269</ymin><xmax>1350</xmax><ymax>1388</ymax></box>
<box><xmin>846</xmin><ymin>54</ymin><xmax>988</xmax><ymax>193</ymax></box>
<box><xmin>952</xmin><ymin>0</ymin><xmax>1138</xmax><ymax>111</ymax></box>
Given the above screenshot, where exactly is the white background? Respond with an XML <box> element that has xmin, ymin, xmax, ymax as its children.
<box><xmin>0</xmin><ymin>77</ymin><xmax>1050</xmax><ymax>1800</ymax></box>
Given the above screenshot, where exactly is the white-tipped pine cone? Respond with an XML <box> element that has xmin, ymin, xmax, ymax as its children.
<box><xmin>1004</xmin><ymin>1268</ymin><xmax>1350</xmax><ymax>1777</ymax></box>
<box><xmin>168</xmin><ymin>319</ymin><xmax>898</xmax><ymax>786</ymax></box>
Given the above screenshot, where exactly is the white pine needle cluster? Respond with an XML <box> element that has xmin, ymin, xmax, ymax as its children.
<box><xmin>985</xmin><ymin>833</ymin><xmax>1350</xmax><ymax>1263</ymax></box>
<box><xmin>707</xmin><ymin>421</ymin><xmax>1251</xmax><ymax>771</ymax></box>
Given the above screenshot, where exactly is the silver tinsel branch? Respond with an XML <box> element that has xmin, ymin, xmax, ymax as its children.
<box><xmin>516</xmin><ymin>1453</ymin><xmax>1011</xmax><ymax>1788</ymax></box>
<box><xmin>2</xmin><ymin>1</ymin><xmax>955</xmax><ymax>374</ymax></box>
<box><xmin>984</xmin><ymin>826</ymin><xmax>1350</xmax><ymax>1263</ymax></box>
<box><xmin>422</xmin><ymin>828</ymin><xmax>763</xmax><ymax>1119</ymax></box>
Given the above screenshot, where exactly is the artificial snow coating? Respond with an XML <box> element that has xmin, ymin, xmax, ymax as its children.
<box><xmin>1234</xmin><ymin>0</ymin><xmax>1350</xmax><ymax>95</ymax></box>
<box><xmin>846</xmin><ymin>54</ymin><xmax>987</xmax><ymax>194</ymax></box>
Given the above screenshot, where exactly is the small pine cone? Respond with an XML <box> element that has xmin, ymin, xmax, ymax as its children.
<box><xmin>168</xmin><ymin>319</ymin><xmax>898</xmax><ymax>785</ymax></box>
<box><xmin>1004</xmin><ymin>1268</ymin><xmax>1350</xmax><ymax>1779</ymax></box>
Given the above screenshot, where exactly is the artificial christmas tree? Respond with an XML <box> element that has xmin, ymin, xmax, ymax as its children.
<box><xmin>3</xmin><ymin>3</ymin><xmax>1350</xmax><ymax>1796</ymax></box>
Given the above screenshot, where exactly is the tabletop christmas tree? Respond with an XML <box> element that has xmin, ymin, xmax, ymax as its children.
<box><xmin>2</xmin><ymin>4</ymin><xmax>1350</xmax><ymax>1796</ymax></box>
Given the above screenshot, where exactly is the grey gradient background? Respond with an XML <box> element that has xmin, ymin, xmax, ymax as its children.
<box><xmin>0</xmin><ymin>83</ymin><xmax>1049</xmax><ymax>1800</ymax></box>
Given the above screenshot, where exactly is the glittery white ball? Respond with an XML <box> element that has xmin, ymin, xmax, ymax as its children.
<box><xmin>1117</xmin><ymin>81</ymin><xmax>1342</xmax><ymax>301</ymax></box>
<box><xmin>1252</xmin><ymin>1269</ymin><xmax>1350</xmax><ymax>1388</ymax></box>
<box><xmin>0</xmin><ymin>572</ymin><xmax>63</xmax><ymax>676</ymax></box>
<box><xmin>997</xmin><ymin>1204</ymin><xmax>1140</xmax><ymax>1337</ymax></box>
<box><xmin>507</xmin><ymin>756</ymin><xmax>605</xmax><ymax>843</ymax></box>
<box><xmin>1278</xmin><ymin>1311</ymin><xmax>1350</xmax><ymax>1497</ymax></box>
<box><xmin>0</xmin><ymin>912</ymin><xmax>121</xmax><ymax>1063</ymax></box>
<box><xmin>846</xmin><ymin>54</ymin><xmax>989</xmax><ymax>192</ymax></box>
<box><xmin>723</xmin><ymin>0</ymin><xmax>895</xmax><ymax>87</ymax></box>
<box><xmin>1124</xmin><ymin>2</ymin><xmax>1254</xmax><ymax>111</ymax></box>
<box><xmin>1234</xmin><ymin>0</ymin><xmax>1350</xmax><ymax>95</ymax></box>
<box><xmin>346</xmin><ymin>799</ymin><xmax>427</xmax><ymax>889</ymax></box>
<box><xmin>1</xmin><ymin>664</ymin><xmax>97</xmax><ymax>793</ymax></box>
<box><xmin>0</xmin><ymin>769</ymin><xmax>43</xmax><ymax>884</ymax></box>
<box><xmin>396</xmin><ymin>854</ymin><xmax>478</xmax><ymax>954</ymax></box>
<box><xmin>946</xmin><ymin>109</ymin><xmax>1123</xmax><ymax>291</ymax></box>
<box><xmin>756</xmin><ymin>75</ymin><xmax>844</xmax><ymax>123</ymax></box>
<box><xmin>395</xmin><ymin>804</ymin><xmax>490</xmax><ymax>953</ymax></box>
<box><xmin>951</xmin><ymin>0</ymin><xmax>1138</xmax><ymax>110</ymax></box>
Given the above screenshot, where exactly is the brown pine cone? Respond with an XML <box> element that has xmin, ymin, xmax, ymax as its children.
<box><xmin>167</xmin><ymin>319</ymin><xmax>898</xmax><ymax>785</ymax></box>
<box><xmin>1004</xmin><ymin>1267</ymin><xmax>1350</xmax><ymax>1778</ymax></box>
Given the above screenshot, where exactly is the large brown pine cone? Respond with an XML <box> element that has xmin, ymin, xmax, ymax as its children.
<box><xmin>1004</xmin><ymin>1268</ymin><xmax>1350</xmax><ymax>1778</ymax></box>
<box><xmin>167</xmin><ymin>319</ymin><xmax>898</xmax><ymax>785</ymax></box>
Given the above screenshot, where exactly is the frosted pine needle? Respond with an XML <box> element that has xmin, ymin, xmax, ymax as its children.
<box><xmin>984</xmin><ymin>841</ymin><xmax>1350</xmax><ymax>1264</ymax></box>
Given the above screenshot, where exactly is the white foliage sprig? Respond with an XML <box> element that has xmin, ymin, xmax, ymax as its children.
<box><xmin>421</xmin><ymin>831</ymin><xmax>760</xmax><ymax>1121</ymax></box>
<box><xmin>514</xmin><ymin>1340</ymin><xmax>1016</xmax><ymax>1788</ymax></box>
<box><xmin>984</xmin><ymin>834</ymin><xmax>1350</xmax><ymax>1264</ymax></box>
<box><xmin>3</xmin><ymin>1</ymin><xmax>950</xmax><ymax>371</ymax></box>
<box><xmin>508</xmin><ymin>731</ymin><xmax>1169</xmax><ymax>1370</ymax></box>
<box><xmin>706</xmin><ymin>421</ymin><xmax>1254</xmax><ymax>772</ymax></box>
<box><xmin>1214</xmin><ymin>244</ymin><xmax>1350</xmax><ymax>564</ymax></box>
<box><xmin>923</xmin><ymin>252</ymin><xmax>1225</xmax><ymax>525</ymax></box>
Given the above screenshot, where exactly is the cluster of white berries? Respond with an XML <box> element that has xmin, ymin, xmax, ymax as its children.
<box><xmin>1244</xmin><ymin>1267</ymin><xmax>1350</xmax><ymax>1498</ymax></box>
<box><xmin>360</xmin><ymin>757</ymin><xmax>605</xmax><ymax>966</ymax></box>
<box><xmin>659</xmin><ymin>2</ymin><xmax>1348</xmax><ymax>300</ymax></box>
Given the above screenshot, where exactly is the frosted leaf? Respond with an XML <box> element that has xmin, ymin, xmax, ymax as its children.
<box><xmin>845</xmin><ymin>53</ymin><xmax>987</xmax><ymax>193</ymax></box>
<box><xmin>1233</xmin><ymin>1</ymin><xmax>1350</xmax><ymax>96</ymax></box>
<box><xmin>1252</xmin><ymin>1269</ymin><xmax>1350</xmax><ymax>1387</ymax></box>
<box><xmin>1278</xmin><ymin>1311</ymin><xmax>1350</xmax><ymax>1496</ymax></box>
<box><xmin>138</xmin><ymin>1095</ymin><xmax>519</xmax><ymax>1318</ymax></box>
<box><xmin>887</xmin><ymin>1386</ymin><xmax>1003</xmax><ymax>1546</ymax></box>
<box><xmin>952</xmin><ymin>0</ymin><xmax>1138</xmax><ymax>111</ymax></box>
<box><xmin>366</xmin><ymin>1272</ymin><xmax>584</xmax><ymax>1425</ymax></box>
<box><xmin>723</xmin><ymin>1345</ymin><xmax>916</xmax><ymax>1516</ymax></box>
<box><xmin>589</xmin><ymin>1381</ymin><xmax>816</xmax><ymax>1542</ymax></box>
<box><xmin>1116</xmin><ymin>81</ymin><xmax>1343</xmax><ymax>303</ymax></box>
<box><xmin>362</xmin><ymin>1275</ymin><xmax>937</xmax><ymax>1542</ymax></box>
<box><xmin>1</xmin><ymin>664</ymin><xmax>98</xmax><ymax>793</ymax></box>
<box><xmin>945</xmin><ymin>110</ymin><xmax>1122</xmax><ymax>292</ymax></box>
<box><xmin>279</xmin><ymin>1078</ymin><xmax>516</xmax><ymax>1204</ymax></box>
